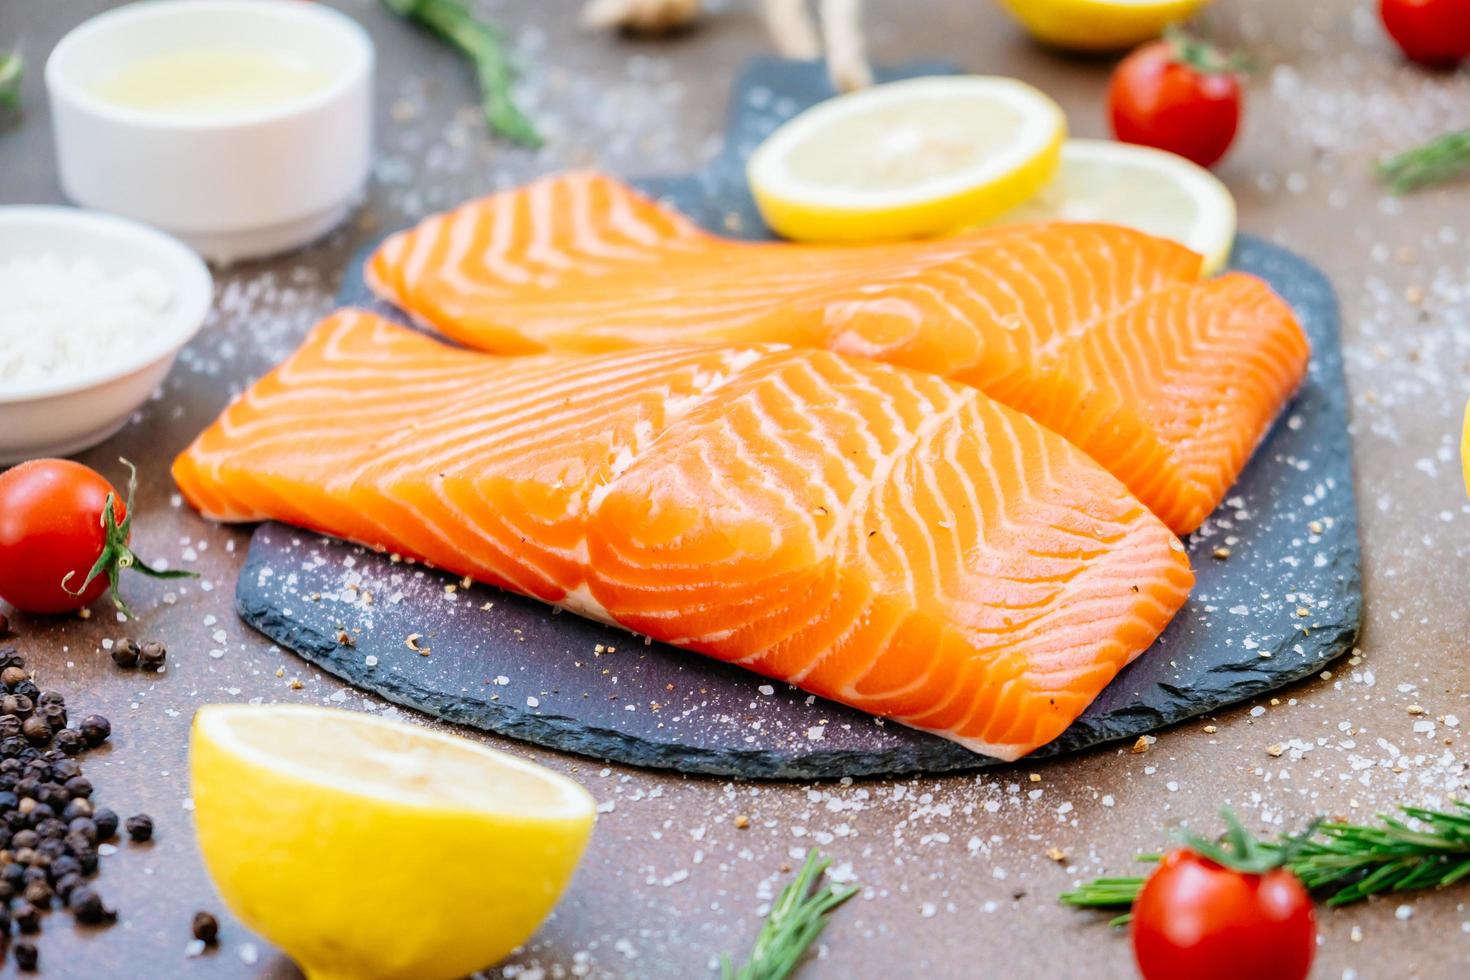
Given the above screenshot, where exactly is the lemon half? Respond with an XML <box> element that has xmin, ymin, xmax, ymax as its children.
<box><xmin>747</xmin><ymin>75</ymin><xmax>1066</xmax><ymax>243</ymax></box>
<box><xmin>191</xmin><ymin>704</ymin><xmax>596</xmax><ymax>980</ymax></box>
<box><xmin>996</xmin><ymin>0</ymin><xmax>1210</xmax><ymax>51</ymax></box>
<box><xmin>982</xmin><ymin>138</ymin><xmax>1237</xmax><ymax>273</ymax></box>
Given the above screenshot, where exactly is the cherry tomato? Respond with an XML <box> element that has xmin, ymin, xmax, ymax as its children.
<box><xmin>1380</xmin><ymin>0</ymin><xmax>1470</xmax><ymax>68</ymax></box>
<box><xmin>1132</xmin><ymin>848</ymin><xmax>1316</xmax><ymax>980</ymax></box>
<box><xmin>1108</xmin><ymin>37</ymin><xmax>1242</xmax><ymax>168</ymax></box>
<box><xmin>0</xmin><ymin>460</ymin><xmax>128</xmax><ymax>614</ymax></box>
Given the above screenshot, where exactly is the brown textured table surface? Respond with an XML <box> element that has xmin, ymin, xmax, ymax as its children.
<box><xmin>3</xmin><ymin>1</ymin><xmax>1470</xmax><ymax>977</ymax></box>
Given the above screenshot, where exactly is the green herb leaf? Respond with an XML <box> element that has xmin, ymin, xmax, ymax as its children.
<box><xmin>1378</xmin><ymin>129</ymin><xmax>1470</xmax><ymax>194</ymax></box>
<box><xmin>722</xmin><ymin>850</ymin><xmax>858</xmax><ymax>980</ymax></box>
<box><xmin>0</xmin><ymin>51</ymin><xmax>22</xmax><ymax>111</ymax></box>
<box><xmin>380</xmin><ymin>0</ymin><xmax>540</xmax><ymax>146</ymax></box>
<box><xmin>1061</xmin><ymin>802</ymin><xmax>1470</xmax><ymax>921</ymax></box>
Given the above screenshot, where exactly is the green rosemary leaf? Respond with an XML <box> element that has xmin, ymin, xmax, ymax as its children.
<box><xmin>723</xmin><ymin>850</ymin><xmax>859</xmax><ymax>980</ymax></box>
<box><xmin>380</xmin><ymin>0</ymin><xmax>540</xmax><ymax>146</ymax></box>
<box><xmin>1378</xmin><ymin>129</ymin><xmax>1470</xmax><ymax>193</ymax></box>
<box><xmin>1062</xmin><ymin>802</ymin><xmax>1470</xmax><ymax>921</ymax></box>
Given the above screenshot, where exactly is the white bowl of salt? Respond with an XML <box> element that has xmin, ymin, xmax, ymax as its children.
<box><xmin>0</xmin><ymin>207</ymin><xmax>213</xmax><ymax>464</ymax></box>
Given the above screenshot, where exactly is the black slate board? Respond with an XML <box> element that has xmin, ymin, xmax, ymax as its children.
<box><xmin>237</xmin><ymin>58</ymin><xmax>1362</xmax><ymax>779</ymax></box>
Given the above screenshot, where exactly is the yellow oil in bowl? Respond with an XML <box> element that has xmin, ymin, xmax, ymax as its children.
<box><xmin>91</xmin><ymin>48</ymin><xmax>331</xmax><ymax>116</ymax></box>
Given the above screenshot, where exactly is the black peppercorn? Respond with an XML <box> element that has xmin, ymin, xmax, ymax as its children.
<box><xmin>53</xmin><ymin>729</ymin><xmax>83</xmax><ymax>756</ymax></box>
<box><xmin>70</xmin><ymin>886</ymin><xmax>106</xmax><ymax>924</ymax></box>
<box><xmin>20</xmin><ymin>716</ymin><xmax>49</xmax><ymax>746</ymax></box>
<box><xmin>39</xmin><ymin>703</ymin><xmax>66</xmax><ymax>732</ymax></box>
<box><xmin>138</xmin><ymin>641</ymin><xmax>166</xmax><ymax>671</ymax></box>
<box><xmin>54</xmin><ymin>872</ymin><xmax>82</xmax><ymax>901</ymax></box>
<box><xmin>64</xmin><ymin>775</ymin><xmax>92</xmax><ymax>799</ymax></box>
<box><xmin>13</xmin><ymin>901</ymin><xmax>39</xmax><ymax>933</ymax></box>
<box><xmin>192</xmin><ymin>910</ymin><xmax>220</xmax><ymax>945</ymax></box>
<box><xmin>0</xmin><ymin>737</ymin><xmax>26</xmax><ymax>758</ymax></box>
<box><xmin>35</xmin><ymin>691</ymin><xmax>63</xmax><ymax>708</ymax></box>
<box><xmin>124</xmin><ymin>813</ymin><xmax>153</xmax><ymax>842</ymax></box>
<box><xmin>49</xmin><ymin>759</ymin><xmax>79</xmax><ymax>782</ymax></box>
<box><xmin>1</xmin><ymin>695</ymin><xmax>30</xmax><ymax>718</ymax></box>
<box><xmin>36</xmin><ymin>838</ymin><xmax>63</xmax><ymax>861</ymax></box>
<box><xmin>23</xmin><ymin>880</ymin><xmax>51</xmax><ymax>907</ymax></box>
<box><xmin>12</xmin><ymin>682</ymin><xmax>38</xmax><ymax>701</ymax></box>
<box><xmin>12</xmin><ymin>829</ymin><xmax>38</xmax><ymax>850</ymax></box>
<box><xmin>110</xmin><ymin>639</ymin><xmax>140</xmax><ymax>669</ymax></box>
<box><xmin>65</xmin><ymin>831</ymin><xmax>96</xmax><ymax>860</ymax></box>
<box><xmin>78</xmin><ymin>714</ymin><xmax>110</xmax><ymax>747</ymax></box>
<box><xmin>38</xmin><ymin>784</ymin><xmax>67</xmax><ymax>810</ymax></box>
<box><xmin>0</xmin><ymin>791</ymin><xmax>16</xmax><ymax>810</ymax></box>
<box><xmin>67</xmin><ymin>817</ymin><xmax>97</xmax><ymax>845</ymax></box>
<box><xmin>13</xmin><ymin>939</ymin><xmax>37</xmax><ymax>971</ymax></box>
<box><xmin>4</xmin><ymin>810</ymin><xmax>27</xmax><ymax>831</ymax></box>
<box><xmin>62</xmin><ymin>799</ymin><xmax>93</xmax><ymax>822</ymax></box>
<box><xmin>92</xmin><ymin>808</ymin><xmax>118</xmax><ymax>840</ymax></box>
<box><xmin>49</xmin><ymin>853</ymin><xmax>80</xmax><ymax>879</ymax></box>
<box><xmin>0</xmin><ymin>666</ymin><xmax>28</xmax><ymax>688</ymax></box>
<box><xmin>1</xmin><ymin>860</ymin><xmax>23</xmax><ymax>888</ymax></box>
<box><xmin>0</xmin><ymin>717</ymin><xmax>21</xmax><ymax>740</ymax></box>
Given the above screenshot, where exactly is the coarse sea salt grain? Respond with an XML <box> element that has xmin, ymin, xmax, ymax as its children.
<box><xmin>0</xmin><ymin>254</ymin><xmax>173</xmax><ymax>386</ymax></box>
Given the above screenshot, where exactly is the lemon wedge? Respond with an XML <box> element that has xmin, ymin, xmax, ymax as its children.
<box><xmin>996</xmin><ymin>0</ymin><xmax>1211</xmax><ymax>51</ymax></box>
<box><xmin>190</xmin><ymin>704</ymin><xmax>596</xmax><ymax>980</ymax></box>
<box><xmin>747</xmin><ymin>75</ymin><xmax>1066</xmax><ymax>243</ymax></box>
<box><xmin>1462</xmin><ymin>397</ymin><xmax>1469</xmax><ymax>500</ymax></box>
<box><xmin>983</xmin><ymin>138</ymin><xmax>1236</xmax><ymax>273</ymax></box>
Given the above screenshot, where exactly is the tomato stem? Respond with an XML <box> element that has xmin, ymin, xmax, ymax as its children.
<box><xmin>60</xmin><ymin>459</ymin><xmax>197</xmax><ymax>619</ymax></box>
<box><xmin>1163</xmin><ymin>26</ymin><xmax>1252</xmax><ymax>77</ymax></box>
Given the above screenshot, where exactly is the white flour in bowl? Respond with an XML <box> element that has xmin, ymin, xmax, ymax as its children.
<box><xmin>0</xmin><ymin>253</ymin><xmax>174</xmax><ymax>389</ymax></box>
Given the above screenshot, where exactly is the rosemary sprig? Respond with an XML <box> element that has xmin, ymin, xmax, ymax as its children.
<box><xmin>0</xmin><ymin>51</ymin><xmax>21</xmax><ymax>110</ymax></box>
<box><xmin>1378</xmin><ymin>129</ymin><xmax>1470</xmax><ymax>193</ymax></box>
<box><xmin>722</xmin><ymin>850</ymin><xmax>859</xmax><ymax>980</ymax></box>
<box><xmin>380</xmin><ymin>0</ymin><xmax>540</xmax><ymax>146</ymax></box>
<box><xmin>1061</xmin><ymin>802</ymin><xmax>1470</xmax><ymax>923</ymax></box>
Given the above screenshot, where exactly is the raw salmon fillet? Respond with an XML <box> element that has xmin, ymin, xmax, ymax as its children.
<box><xmin>367</xmin><ymin>171</ymin><xmax>1310</xmax><ymax>534</ymax></box>
<box><xmin>175</xmin><ymin>310</ymin><xmax>1194</xmax><ymax>761</ymax></box>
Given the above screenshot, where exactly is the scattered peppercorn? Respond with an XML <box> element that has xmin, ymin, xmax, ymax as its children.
<box><xmin>138</xmin><ymin>641</ymin><xmax>166</xmax><ymax>672</ymax></box>
<box><xmin>92</xmin><ymin>808</ymin><xmax>118</xmax><ymax>841</ymax></box>
<box><xmin>78</xmin><ymin>715</ymin><xmax>110</xmax><ymax>748</ymax></box>
<box><xmin>0</xmin><ymin>666</ymin><xmax>27</xmax><ymax>688</ymax></box>
<box><xmin>13</xmin><ymin>940</ymin><xmax>37</xmax><ymax>971</ymax></box>
<box><xmin>110</xmin><ymin>640</ymin><xmax>140</xmax><ymax>669</ymax></box>
<box><xmin>13</xmin><ymin>901</ymin><xmax>38</xmax><ymax>933</ymax></box>
<box><xmin>69</xmin><ymin>886</ymin><xmax>106</xmax><ymax>924</ymax></box>
<box><xmin>192</xmin><ymin>910</ymin><xmax>219</xmax><ymax>945</ymax></box>
<box><xmin>124</xmin><ymin>814</ymin><xmax>153</xmax><ymax>843</ymax></box>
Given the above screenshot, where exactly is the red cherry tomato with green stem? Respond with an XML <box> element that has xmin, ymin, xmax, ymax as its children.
<box><xmin>1108</xmin><ymin>30</ymin><xmax>1243</xmax><ymax>168</ymax></box>
<box><xmin>0</xmin><ymin>458</ymin><xmax>191</xmax><ymax>617</ymax></box>
<box><xmin>1131</xmin><ymin>813</ymin><xmax>1316</xmax><ymax>980</ymax></box>
<box><xmin>1380</xmin><ymin>0</ymin><xmax>1470</xmax><ymax>68</ymax></box>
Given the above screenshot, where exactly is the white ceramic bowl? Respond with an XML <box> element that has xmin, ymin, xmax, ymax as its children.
<box><xmin>46</xmin><ymin>0</ymin><xmax>373</xmax><ymax>264</ymax></box>
<box><xmin>0</xmin><ymin>207</ymin><xmax>213</xmax><ymax>464</ymax></box>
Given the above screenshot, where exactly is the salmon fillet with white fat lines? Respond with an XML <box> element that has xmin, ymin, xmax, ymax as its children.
<box><xmin>174</xmin><ymin>310</ymin><xmax>1194</xmax><ymax>761</ymax></box>
<box><xmin>366</xmin><ymin>171</ymin><xmax>1310</xmax><ymax>535</ymax></box>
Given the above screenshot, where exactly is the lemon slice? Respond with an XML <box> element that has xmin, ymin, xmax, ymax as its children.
<box><xmin>996</xmin><ymin>0</ymin><xmax>1210</xmax><ymax>51</ymax></box>
<box><xmin>984</xmin><ymin>139</ymin><xmax>1236</xmax><ymax>273</ymax></box>
<box><xmin>747</xmin><ymin>75</ymin><xmax>1066</xmax><ymax>243</ymax></box>
<box><xmin>191</xmin><ymin>704</ymin><xmax>596</xmax><ymax>980</ymax></box>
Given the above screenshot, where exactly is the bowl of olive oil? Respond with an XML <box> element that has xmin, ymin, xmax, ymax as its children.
<box><xmin>46</xmin><ymin>0</ymin><xmax>373</xmax><ymax>263</ymax></box>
